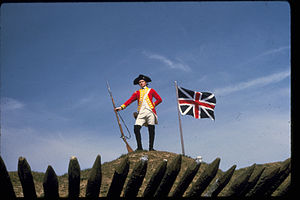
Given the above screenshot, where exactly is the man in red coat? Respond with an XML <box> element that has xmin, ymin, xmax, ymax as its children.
<box><xmin>115</xmin><ymin>74</ymin><xmax>162</xmax><ymax>151</ymax></box>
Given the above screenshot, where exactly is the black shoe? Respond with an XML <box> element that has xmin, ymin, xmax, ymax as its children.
<box><xmin>149</xmin><ymin>148</ymin><xmax>156</xmax><ymax>151</ymax></box>
<box><xmin>135</xmin><ymin>148</ymin><xmax>143</xmax><ymax>152</ymax></box>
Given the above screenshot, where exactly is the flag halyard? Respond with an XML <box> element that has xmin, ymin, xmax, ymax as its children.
<box><xmin>177</xmin><ymin>86</ymin><xmax>216</xmax><ymax>120</ymax></box>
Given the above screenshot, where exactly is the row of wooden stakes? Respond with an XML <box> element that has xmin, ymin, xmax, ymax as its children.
<box><xmin>0</xmin><ymin>154</ymin><xmax>291</xmax><ymax>198</ymax></box>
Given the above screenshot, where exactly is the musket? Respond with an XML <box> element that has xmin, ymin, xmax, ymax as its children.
<box><xmin>106</xmin><ymin>81</ymin><xmax>133</xmax><ymax>153</ymax></box>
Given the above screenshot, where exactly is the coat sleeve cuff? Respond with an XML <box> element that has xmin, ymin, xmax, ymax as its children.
<box><xmin>121</xmin><ymin>104</ymin><xmax>126</xmax><ymax>110</ymax></box>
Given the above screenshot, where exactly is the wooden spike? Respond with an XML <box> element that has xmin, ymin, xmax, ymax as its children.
<box><xmin>123</xmin><ymin>156</ymin><xmax>148</xmax><ymax>197</ymax></box>
<box><xmin>238</xmin><ymin>166</ymin><xmax>266</xmax><ymax>196</ymax></box>
<box><xmin>186</xmin><ymin>157</ymin><xmax>220</xmax><ymax>197</ymax></box>
<box><xmin>43</xmin><ymin>165</ymin><xmax>59</xmax><ymax>199</ymax></box>
<box><xmin>86</xmin><ymin>155</ymin><xmax>102</xmax><ymax>198</ymax></box>
<box><xmin>246</xmin><ymin>166</ymin><xmax>280</xmax><ymax>197</ymax></box>
<box><xmin>222</xmin><ymin>163</ymin><xmax>256</xmax><ymax>196</ymax></box>
<box><xmin>143</xmin><ymin>159</ymin><xmax>167</xmax><ymax>197</ymax></box>
<box><xmin>204</xmin><ymin>164</ymin><xmax>236</xmax><ymax>197</ymax></box>
<box><xmin>154</xmin><ymin>155</ymin><xmax>182</xmax><ymax>197</ymax></box>
<box><xmin>68</xmin><ymin>156</ymin><xmax>81</xmax><ymax>198</ymax></box>
<box><xmin>171</xmin><ymin>160</ymin><xmax>201</xmax><ymax>197</ymax></box>
<box><xmin>107</xmin><ymin>156</ymin><xmax>130</xmax><ymax>197</ymax></box>
<box><xmin>0</xmin><ymin>156</ymin><xmax>16</xmax><ymax>198</ymax></box>
<box><xmin>18</xmin><ymin>157</ymin><xmax>37</xmax><ymax>199</ymax></box>
<box><xmin>264</xmin><ymin>158</ymin><xmax>291</xmax><ymax>196</ymax></box>
<box><xmin>272</xmin><ymin>173</ymin><xmax>291</xmax><ymax>196</ymax></box>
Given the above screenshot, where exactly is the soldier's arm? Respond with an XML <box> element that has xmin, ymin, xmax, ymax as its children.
<box><xmin>152</xmin><ymin>89</ymin><xmax>162</xmax><ymax>107</ymax></box>
<box><xmin>115</xmin><ymin>91</ymin><xmax>138</xmax><ymax>111</ymax></box>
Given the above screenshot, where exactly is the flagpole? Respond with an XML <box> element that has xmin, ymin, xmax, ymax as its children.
<box><xmin>174</xmin><ymin>81</ymin><xmax>185</xmax><ymax>156</ymax></box>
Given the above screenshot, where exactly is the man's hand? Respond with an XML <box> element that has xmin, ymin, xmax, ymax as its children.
<box><xmin>115</xmin><ymin>107</ymin><xmax>122</xmax><ymax>111</ymax></box>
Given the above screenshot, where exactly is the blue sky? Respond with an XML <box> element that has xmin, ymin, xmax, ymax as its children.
<box><xmin>1</xmin><ymin>2</ymin><xmax>290</xmax><ymax>175</ymax></box>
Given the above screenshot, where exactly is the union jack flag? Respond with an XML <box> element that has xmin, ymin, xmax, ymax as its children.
<box><xmin>177</xmin><ymin>86</ymin><xmax>216</xmax><ymax>120</ymax></box>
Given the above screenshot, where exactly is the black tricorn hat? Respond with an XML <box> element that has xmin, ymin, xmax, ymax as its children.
<box><xmin>133</xmin><ymin>74</ymin><xmax>152</xmax><ymax>85</ymax></box>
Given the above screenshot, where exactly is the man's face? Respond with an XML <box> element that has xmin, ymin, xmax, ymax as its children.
<box><xmin>139</xmin><ymin>80</ymin><xmax>147</xmax><ymax>88</ymax></box>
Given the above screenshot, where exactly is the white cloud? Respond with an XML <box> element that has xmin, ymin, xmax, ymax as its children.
<box><xmin>237</xmin><ymin>46</ymin><xmax>290</xmax><ymax>68</ymax></box>
<box><xmin>143</xmin><ymin>51</ymin><xmax>191</xmax><ymax>72</ymax></box>
<box><xmin>1</xmin><ymin>97</ymin><xmax>25</xmax><ymax>111</ymax></box>
<box><xmin>214</xmin><ymin>70</ymin><xmax>290</xmax><ymax>96</ymax></box>
<box><xmin>72</xmin><ymin>94</ymin><xmax>97</xmax><ymax>108</ymax></box>
<box><xmin>64</xmin><ymin>92</ymin><xmax>106</xmax><ymax>111</ymax></box>
<box><xmin>260</xmin><ymin>46</ymin><xmax>290</xmax><ymax>57</ymax></box>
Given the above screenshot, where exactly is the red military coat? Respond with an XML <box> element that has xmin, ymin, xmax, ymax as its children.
<box><xmin>121</xmin><ymin>87</ymin><xmax>162</xmax><ymax>115</ymax></box>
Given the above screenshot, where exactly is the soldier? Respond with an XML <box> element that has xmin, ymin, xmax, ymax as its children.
<box><xmin>115</xmin><ymin>74</ymin><xmax>162</xmax><ymax>151</ymax></box>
